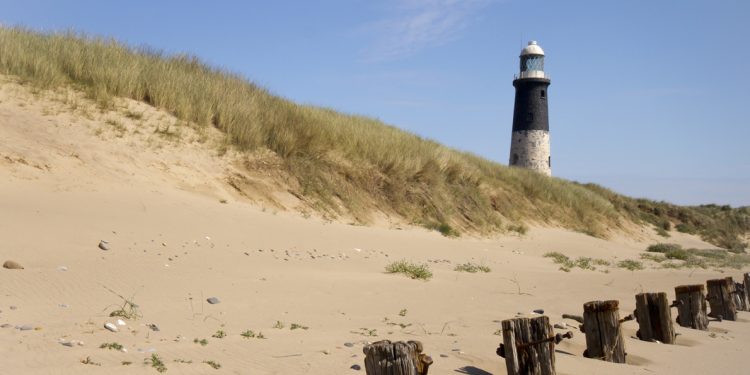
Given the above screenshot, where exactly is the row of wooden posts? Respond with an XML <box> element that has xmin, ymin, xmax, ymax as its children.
<box><xmin>361</xmin><ymin>273</ymin><xmax>750</xmax><ymax>375</ymax></box>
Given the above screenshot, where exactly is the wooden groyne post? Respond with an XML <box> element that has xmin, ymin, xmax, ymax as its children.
<box><xmin>707</xmin><ymin>278</ymin><xmax>737</xmax><ymax>321</ymax></box>
<box><xmin>581</xmin><ymin>300</ymin><xmax>628</xmax><ymax>363</ymax></box>
<box><xmin>363</xmin><ymin>340</ymin><xmax>432</xmax><ymax>375</ymax></box>
<box><xmin>734</xmin><ymin>282</ymin><xmax>747</xmax><ymax>311</ymax></box>
<box><xmin>496</xmin><ymin>315</ymin><xmax>572</xmax><ymax>375</ymax></box>
<box><xmin>674</xmin><ymin>284</ymin><xmax>709</xmax><ymax>330</ymax></box>
<box><xmin>744</xmin><ymin>272</ymin><xmax>750</xmax><ymax>310</ymax></box>
<box><xmin>634</xmin><ymin>292</ymin><xmax>676</xmax><ymax>344</ymax></box>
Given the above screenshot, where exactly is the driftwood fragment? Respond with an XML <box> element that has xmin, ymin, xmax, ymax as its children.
<box><xmin>582</xmin><ymin>300</ymin><xmax>626</xmax><ymax>363</ymax></box>
<box><xmin>363</xmin><ymin>340</ymin><xmax>432</xmax><ymax>375</ymax></box>
<box><xmin>634</xmin><ymin>292</ymin><xmax>676</xmax><ymax>344</ymax></box>
<box><xmin>497</xmin><ymin>316</ymin><xmax>570</xmax><ymax>375</ymax></box>
<box><xmin>707</xmin><ymin>278</ymin><xmax>737</xmax><ymax>321</ymax></box>
<box><xmin>674</xmin><ymin>284</ymin><xmax>709</xmax><ymax>330</ymax></box>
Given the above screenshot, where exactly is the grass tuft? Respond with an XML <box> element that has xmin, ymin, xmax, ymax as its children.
<box><xmin>617</xmin><ymin>259</ymin><xmax>644</xmax><ymax>271</ymax></box>
<box><xmin>454</xmin><ymin>262</ymin><xmax>491</xmax><ymax>273</ymax></box>
<box><xmin>385</xmin><ymin>260</ymin><xmax>433</xmax><ymax>280</ymax></box>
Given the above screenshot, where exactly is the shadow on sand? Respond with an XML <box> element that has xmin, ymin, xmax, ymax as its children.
<box><xmin>455</xmin><ymin>366</ymin><xmax>493</xmax><ymax>375</ymax></box>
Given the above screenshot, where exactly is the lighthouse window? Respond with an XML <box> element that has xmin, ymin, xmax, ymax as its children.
<box><xmin>526</xmin><ymin>113</ymin><xmax>533</xmax><ymax>122</ymax></box>
<box><xmin>512</xmin><ymin>154</ymin><xmax>519</xmax><ymax>165</ymax></box>
<box><xmin>540</xmin><ymin>90</ymin><xmax>545</xmax><ymax>98</ymax></box>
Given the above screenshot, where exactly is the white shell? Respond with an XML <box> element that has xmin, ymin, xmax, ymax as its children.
<box><xmin>104</xmin><ymin>322</ymin><xmax>118</xmax><ymax>332</ymax></box>
<box><xmin>116</xmin><ymin>319</ymin><xmax>126</xmax><ymax>326</ymax></box>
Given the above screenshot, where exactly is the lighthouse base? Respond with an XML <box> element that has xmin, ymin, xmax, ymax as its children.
<box><xmin>509</xmin><ymin>130</ymin><xmax>551</xmax><ymax>176</ymax></box>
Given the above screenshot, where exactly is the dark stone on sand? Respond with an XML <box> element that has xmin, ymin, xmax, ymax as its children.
<box><xmin>206</xmin><ymin>297</ymin><xmax>220</xmax><ymax>304</ymax></box>
<box><xmin>3</xmin><ymin>260</ymin><xmax>23</xmax><ymax>269</ymax></box>
<box><xmin>350</xmin><ymin>364</ymin><xmax>361</xmax><ymax>371</ymax></box>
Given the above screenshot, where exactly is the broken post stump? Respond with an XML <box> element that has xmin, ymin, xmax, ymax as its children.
<box><xmin>744</xmin><ymin>273</ymin><xmax>750</xmax><ymax>310</ymax></box>
<box><xmin>363</xmin><ymin>340</ymin><xmax>432</xmax><ymax>375</ymax></box>
<box><xmin>735</xmin><ymin>282</ymin><xmax>747</xmax><ymax>311</ymax></box>
<box><xmin>582</xmin><ymin>300</ymin><xmax>626</xmax><ymax>363</ymax></box>
<box><xmin>707</xmin><ymin>278</ymin><xmax>737</xmax><ymax>321</ymax></box>
<box><xmin>634</xmin><ymin>292</ymin><xmax>676</xmax><ymax>344</ymax></box>
<box><xmin>497</xmin><ymin>315</ymin><xmax>570</xmax><ymax>375</ymax></box>
<box><xmin>674</xmin><ymin>284</ymin><xmax>709</xmax><ymax>330</ymax></box>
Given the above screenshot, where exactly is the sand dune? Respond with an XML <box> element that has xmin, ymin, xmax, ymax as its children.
<box><xmin>1</xmin><ymin>78</ymin><xmax>749</xmax><ymax>374</ymax></box>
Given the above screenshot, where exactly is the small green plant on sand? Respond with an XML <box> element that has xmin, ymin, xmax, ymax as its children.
<box><xmin>241</xmin><ymin>329</ymin><xmax>265</xmax><ymax>339</ymax></box>
<box><xmin>290</xmin><ymin>323</ymin><xmax>309</xmax><ymax>330</ymax></box>
<box><xmin>144</xmin><ymin>353</ymin><xmax>167</xmax><ymax>373</ymax></box>
<box><xmin>211</xmin><ymin>329</ymin><xmax>226</xmax><ymax>338</ymax></box>
<box><xmin>454</xmin><ymin>262</ymin><xmax>491</xmax><ymax>273</ymax></box>
<box><xmin>385</xmin><ymin>260</ymin><xmax>432</xmax><ymax>280</ymax></box>
<box><xmin>543</xmin><ymin>252</ymin><xmax>610</xmax><ymax>272</ymax></box>
<box><xmin>106</xmin><ymin>288</ymin><xmax>142</xmax><ymax>320</ymax></box>
<box><xmin>351</xmin><ymin>327</ymin><xmax>378</xmax><ymax>337</ymax></box>
<box><xmin>272</xmin><ymin>320</ymin><xmax>285</xmax><ymax>329</ymax></box>
<box><xmin>203</xmin><ymin>360</ymin><xmax>221</xmax><ymax>370</ymax></box>
<box><xmin>99</xmin><ymin>342</ymin><xmax>123</xmax><ymax>350</ymax></box>
<box><xmin>193</xmin><ymin>338</ymin><xmax>208</xmax><ymax>346</ymax></box>
<box><xmin>398</xmin><ymin>309</ymin><xmax>408</xmax><ymax>317</ymax></box>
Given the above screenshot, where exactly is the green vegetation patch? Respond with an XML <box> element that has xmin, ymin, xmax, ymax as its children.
<box><xmin>642</xmin><ymin>243</ymin><xmax>750</xmax><ymax>269</ymax></box>
<box><xmin>454</xmin><ymin>262</ymin><xmax>491</xmax><ymax>273</ymax></box>
<box><xmin>385</xmin><ymin>260</ymin><xmax>433</xmax><ymax>280</ymax></box>
<box><xmin>99</xmin><ymin>342</ymin><xmax>123</xmax><ymax>350</ymax></box>
<box><xmin>543</xmin><ymin>252</ymin><xmax>610</xmax><ymax>272</ymax></box>
<box><xmin>144</xmin><ymin>354</ymin><xmax>167</xmax><ymax>373</ymax></box>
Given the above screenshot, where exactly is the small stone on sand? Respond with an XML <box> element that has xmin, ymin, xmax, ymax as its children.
<box><xmin>206</xmin><ymin>297</ymin><xmax>220</xmax><ymax>304</ymax></box>
<box><xmin>104</xmin><ymin>322</ymin><xmax>118</xmax><ymax>332</ymax></box>
<box><xmin>98</xmin><ymin>240</ymin><xmax>110</xmax><ymax>250</ymax></box>
<box><xmin>350</xmin><ymin>364</ymin><xmax>361</xmax><ymax>371</ymax></box>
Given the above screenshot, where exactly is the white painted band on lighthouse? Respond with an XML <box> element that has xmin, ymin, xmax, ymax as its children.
<box><xmin>509</xmin><ymin>130</ymin><xmax>551</xmax><ymax>176</ymax></box>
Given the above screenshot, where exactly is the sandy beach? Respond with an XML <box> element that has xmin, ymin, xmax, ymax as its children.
<box><xmin>2</xmin><ymin>78</ymin><xmax>749</xmax><ymax>374</ymax></box>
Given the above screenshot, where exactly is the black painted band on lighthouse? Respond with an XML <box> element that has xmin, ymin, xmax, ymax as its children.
<box><xmin>511</xmin><ymin>78</ymin><xmax>550</xmax><ymax>132</ymax></box>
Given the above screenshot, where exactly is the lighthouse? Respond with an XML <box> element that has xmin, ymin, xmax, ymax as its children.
<box><xmin>508</xmin><ymin>41</ymin><xmax>551</xmax><ymax>176</ymax></box>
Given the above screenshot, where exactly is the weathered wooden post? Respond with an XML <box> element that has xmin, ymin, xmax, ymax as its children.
<box><xmin>496</xmin><ymin>316</ymin><xmax>572</xmax><ymax>375</ymax></box>
<box><xmin>707</xmin><ymin>278</ymin><xmax>737</xmax><ymax>321</ymax></box>
<box><xmin>363</xmin><ymin>340</ymin><xmax>432</xmax><ymax>375</ymax></box>
<box><xmin>674</xmin><ymin>284</ymin><xmax>709</xmax><ymax>330</ymax></box>
<box><xmin>582</xmin><ymin>300</ymin><xmax>627</xmax><ymax>363</ymax></box>
<box><xmin>744</xmin><ymin>273</ymin><xmax>750</xmax><ymax>310</ymax></box>
<box><xmin>735</xmin><ymin>282</ymin><xmax>747</xmax><ymax>311</ymax></box>
<box><xmin>633</xmin><ymin>292</ymin><xmax>676</xmax><ymax>344</ymax></box>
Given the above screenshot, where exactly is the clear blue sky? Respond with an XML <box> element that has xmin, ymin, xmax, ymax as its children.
<box><xmin>2</xmin><ymin>0</ymin><xmax>748</xmax><ymax>206</ymax></box>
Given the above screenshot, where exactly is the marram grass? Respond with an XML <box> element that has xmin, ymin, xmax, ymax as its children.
<box><xmin>0</xmin><ymin>26</ymin><xmax>747</xmax><ymax>247</ymax></box>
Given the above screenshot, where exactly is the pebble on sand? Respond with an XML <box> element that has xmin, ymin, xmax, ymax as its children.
<box><xmin>104</xmin><ymin>322</ymin><xmax>118</xmax><ymax>332</ymax></box>
<box><xmin>3</xmin><ymin>260</ymin><xmax>24</xmax><ymax>269</ymax></box>
<box><xmin>206</xmin><ymin>297</ymin><xmax>220</xmax><ymax>304</ymax></box>
<box><xmin>98</xmin><ymin>240</ymin><xmax>110</xmax><ymax>251</ymax></box>
<box><xmin>350</xmin><ymin>364</ymin><xmax>361</xmax><ymax>371</ymax></box>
